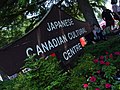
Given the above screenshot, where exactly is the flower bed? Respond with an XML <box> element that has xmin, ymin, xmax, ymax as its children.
<box><xmin>67</xmin><ymin>51</ymin><xmax>120</xmax><ymax>90</ymax></box>
<box><xmin>0</xmin><ymin>36</ymin><xmax>120</xmax><ymax>90</ymax></box>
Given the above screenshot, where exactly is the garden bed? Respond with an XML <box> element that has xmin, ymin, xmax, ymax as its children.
<box><xmin>0</xmin><ymin>35</ymin><xmax>120</xmax><ymax>90</ymax></box>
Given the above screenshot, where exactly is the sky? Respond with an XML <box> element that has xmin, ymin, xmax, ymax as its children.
<box><xmin>105</xmin><ymin>0</ymin><xmax>112</xmax><ymax>10</ymax></box>
<box><xmin>105</xmin><ymin>0</ymin><xmax>119</xmax><ymax>11</ymax></box>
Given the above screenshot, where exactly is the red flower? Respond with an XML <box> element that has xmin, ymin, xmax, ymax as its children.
<box><xmin>109</xmin><ymin>54</ymin><xmax>113</xmax><ymax>59</ymax></box>
<box><xmin>105</xmin><ymin>83</ymin><xmax>111</xmax><ymax>88</ymax></box>
<box><xmin>90</xmin><ymin>76</ymin><xmax>96</xmax><ymax>82</ymax></box>
<box><xmin>99</xmin><ymin>56</ymin><xmax>104</xmax><ymax>60</ymax></box>
<box><xmin>83</xmin><ymin>83</ymin><xmax>88</xmax><ymax>88</ymax></box>
<box><xmin>100</xmin><ymin>61</ymin><xmax>105</xmax><ymax>65</ymax></box>
<box><xmin>93</xmin><ymin>59</ymin><xmax>99</xmax><ymax>63</ymax></box>
<box><xmin>106</xmin><ymin>55</ymin><xmax>108</xmax><ymax>59</ymax></box>
<box><xmin>50</xmin><ymin>53</ymin><xmax>56</xmax><ymax>57</ymax></box>
<box><xmin>105</xmin><ymin>62</ymin><xmax>110</xmax><ymax>66</ymax></box>
<box><xmin>95</xmin><ymin>88</ymin><xmax>100</xmax><ymax>90</ymax></box>
<box><xmin>105</xmin><ymin>51</ymin><xmax>109</xmax><ymax>55</ymax></box>
<box><xmin>114</xmin><ymin>52</ymin><xmax>120</xmax><ymax>55</ymax></box>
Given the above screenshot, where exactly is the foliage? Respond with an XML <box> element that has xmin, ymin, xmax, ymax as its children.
<box><xmin>0</xmin><ymin>0</ymin><xmax>77</xmax><ymax>30</ymax></box>
<box><xmin>0</xmin><ymin>0</ymin><xmax>106</xmax><ymax>48</ymax></box>
<box><xmin>0</xmin><ymin>0</ymin><xmax>105</xmax><ymax>32</ymax></box>
<box><xmin>64</xmin><ymin>1</ymin><xmax>84</xmax><ymax>21</ymax></box>
<box><xmin>0</xmin><ymin>0</ymin><xmax>79</xmax><ymax>48</ymax></box>
<box><xmin>0</xmin><ymin>33</ymin><xmax>120</xmax><ymax>90</ymax></box>
<box><xmin>0</xmin><ymin>25</ymin><xmax>26</xmax><ymax>48</ymax></box>
<box><xmin>0</xmin><ymin>55</ymin><xmax>68</xmax><ymax>90</ymax></box>
<box><xmin>64</xmin><ymin>52</ymin><xmax>120</xmax><ymax>90</ymax></box>
<box><xmin>84</xmin><ymin>36</ymin><xmax>120</xmax><ymax>57</ymax></box>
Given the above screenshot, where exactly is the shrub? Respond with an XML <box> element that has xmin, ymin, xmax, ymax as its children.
<box><xmin>65</xmin><ymin>53</ymin><xmax>120</xmax><ymax>90</ymax></box>
<box><xmin>0</xmin><ymin>56</ymin><xmax>68</xmax><ymax>90</ymax></box>
<box><xmin>84</xmin><ymin>36</ymin><xmax>120</xmax><ymax>57</ymax></box>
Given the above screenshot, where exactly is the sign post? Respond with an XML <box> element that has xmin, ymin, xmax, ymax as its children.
<box><xmin>0</xmin><ymin>5</ymin><xmax>91</xmax><ymax>76</ymax></box>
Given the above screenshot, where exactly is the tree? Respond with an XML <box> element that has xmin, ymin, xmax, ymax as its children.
<box><xmin>78</xmin><ymin>0</ymin><xmax>97</xmax><ymax>25</ymax></box>
<box><xmin>0</xmin><ymin>0</ymin><xmax>105</xmax><ymax>29</ymax></box>
<box><xmin>77</xmin><ymin>0</ymin><xmax>106</xmax><ymax>26</ymax></box>
<box><xmin>0</xmin><ymin>0</ymin><xmax>105</xmax><ymax>47</ymax></box>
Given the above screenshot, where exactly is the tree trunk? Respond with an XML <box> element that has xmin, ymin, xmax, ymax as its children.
<box><xmin>77</xmin><ymin>0</ymin><xmax>99</xmax><ymax>26</ymax></box>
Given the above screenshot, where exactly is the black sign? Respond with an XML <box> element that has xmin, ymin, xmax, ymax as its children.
<box><xmin>0</xmin><ymin>5</ymin><xmax>91</xmax><ymax>75</ymax></box>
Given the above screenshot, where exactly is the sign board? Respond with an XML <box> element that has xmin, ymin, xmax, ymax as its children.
<box><xmin>0</xmin><ymin>5</ymin><xmax>91</xmax><ymax>75</ymax></box>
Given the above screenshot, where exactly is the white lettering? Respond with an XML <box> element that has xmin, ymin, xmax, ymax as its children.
<box><xmin>62</xmin><ymin>43</ymin><xmax>82</xmax><ymax>60</ymax></box>
<box><xmin>47</xmin><ymin>23</ymin><xmax>51</xmax><ymax>31</ymax></box>
<box><xmin>68</xmin><ymin>33</ymin><xmax>72</xmax><ymax>40</ymax></box>
<box><xmin>41</xmin><ymin>42</ymin><xmax>49</xmax><ymax>52</ymax></box>
<box><xmin>63</xmin><ymin>52</ymin><xmax>69</xmax><ymax>60</ymax></box>
<box><xmin>54</xmin><ymin>22</ymin><xmax>59</xmax><ymax>29</ymax></box>
<box><xmin>58</xmin><ymin>21</ymin><xmax>63</xmax><ymax>28</ymax></box>
<box><xmin>51</xmin><ymin>22</ymin><xmax>56</xmax><ymax>30</ymax></box>
<box><xmin>48</xmin><ymin>40</ymin><xmax>54</xmax><ymax>50</ymax></box>
<box><xmin>46</xmin><ymin>18</ymin><xmax>74</xmax><ymax>31</ymax></box>
<box><xmin>52</xmin><ymin>38</ymin><xmax>58</xmax><ymax>47</ymax></box>
<box><xmin>67</xmin><ymin>28</ymin><xmax>87</xmax><ymax>40</ymax></box>
<box><xmin>36</xmin><ymin>45</ymin><xmax>44</xmax><ymax>55</ymax></box>
<box><xmin>62</xmin><ymin>34</ymin><xmax>68</xmax><ymax>42</ymax></box>
<box><xmin>26</xmin><ymin>48</ymin><xmax>34</xmax><ymax>56</ymax></box>
<box><xmin>59</xmin><ymin>36</ymin><xmax>64</xmax><ymax>45</ymax></box>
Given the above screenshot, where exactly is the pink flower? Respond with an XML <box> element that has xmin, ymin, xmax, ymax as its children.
<box><xmin>99</xmin><ymin>56</ymin><xmax>104</xmax><ymax>60</ymax></box>
<box><xmin>105</xmin><ymin>62</ymin><xmax>110</xmax><ymax>66</ymax></box>
<box><xmin>83</xmin><ymin>83</ymin><xmax>88</xmax><ymax>88</ymax></box>
<box><xmin>109</xmin><ymin>54</ymin><xmax>113</xmax><ymax>59</ymax></box>
<box><xmin>93</xmin><ymin>59</ymin><xmax>99</xmax><ymax>63</ymax></box>
<box><xmin>114</xmin><ymin>52</ymin><xmax>120</xmax><ymax>55</ymax></box>
<box><xmin>106</xmin><ymin>55</ymin><xmax>108</xmax><ymax>59</ymax></box>
<box><xmin>105</xmin><ymin>51</ymin><xmax>109</xmax><ymax>55</ymax></box>
<box><xmin>100</xmin><ymin>61</ymin><xmax>105</xmax><ymax>65</ymax></box>
<box><xmin>97</xmin><ymin>70</ymin><xmax>101</xmax><ymax>74</ymax></box>
<box><xmin>105</xmin><ymin>83</ymin><xmax>111</xmax><ymax>88</ymax></box>
<box><xmin>90</xmin><ymin>76</ymin><xmax>96</xmax><ymax>82</ymax></box>
<box><xmin>95</xmin><ymin>88</ymin><xmax>100</xmax><ymax>90</ymax></box>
